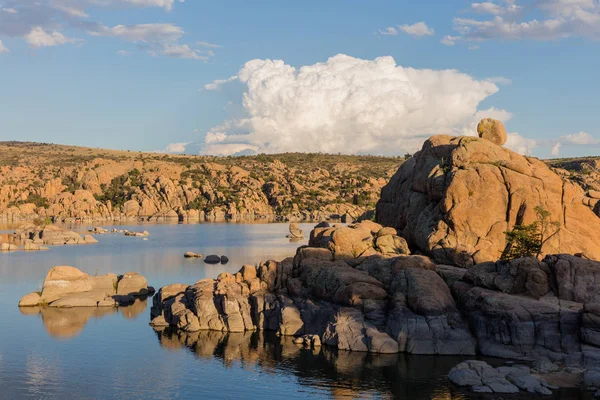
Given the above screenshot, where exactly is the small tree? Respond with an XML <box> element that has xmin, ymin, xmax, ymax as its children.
<box><xmin>501</xmin><ymin>205</ymin><xmax>560</xmax><ymax>261</ymax></box>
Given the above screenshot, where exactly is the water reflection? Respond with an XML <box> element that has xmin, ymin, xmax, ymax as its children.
<box><xmin>19</xmin><ymin>299</ymin><xmax>147</xmax><ymax>339</ymax></box>
<box><xmin>153</xmin><ymin>328</ymin><xmax>469</xmax><ymax>400</ymax></box>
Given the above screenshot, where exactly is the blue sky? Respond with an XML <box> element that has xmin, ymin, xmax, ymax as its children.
<box><xmin>0</xmin><ymin>0</ymin><xmax>598</xmax><ymax>158</ymax></box>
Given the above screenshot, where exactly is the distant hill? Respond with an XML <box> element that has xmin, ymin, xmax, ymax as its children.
<box><xmin>0</xmin><ymin>141</ymin><xmax>403</xmax><ymax>223</ymax></box>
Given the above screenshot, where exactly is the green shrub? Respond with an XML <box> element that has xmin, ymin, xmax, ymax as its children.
<box><xmin>501</xmin><ymin>205</ymin><xmax>560</xmax><ymax>261</ymax></box>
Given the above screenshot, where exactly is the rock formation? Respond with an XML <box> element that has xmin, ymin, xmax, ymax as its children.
<box><xmin>477</xmin><ymin>118</ymin><xmax>507</xmax><ymax>146</ymax></box>
<box><xmin>287</xmin><ymin>222</ymin><xmax>304</xmax><ymax>239</ymax></box>
<box><xmin>150</xmin><ymin>220</ymin><xmax>600</xmax><ymax>370</ymax></box>
<box><xmin>376</xmin><ymin>132</ymin><xmax>600</xmax><ymax>266</ymax></box>
<box><xmin>19</xmin><ymin>266</ymin><xmax>152</xmax><ymax>308</ymax></box>
<box><xmin>0</xmin><ymin>224</ymin><xmax>96</xmax><ymax>251</ymax></box>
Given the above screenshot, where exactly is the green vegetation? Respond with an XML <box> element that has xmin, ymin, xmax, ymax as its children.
<box><xmin>501</xmin><ymin>205</ymin><xmax>560</xmax><ymax>261</ymax></box>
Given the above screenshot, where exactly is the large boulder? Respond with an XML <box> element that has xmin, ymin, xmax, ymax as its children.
<box><xmin>464</xmin><ymin>257</ymin><xmax>551</xmax><ymax>299</ymax></box>
<box><xmin>544</xmin><ymin>254</ymin><xmax>600</xmax><ymax>303</ymax></box>
<box><xmin>288</xmin><ymin>222</ymin><xmax>304</xmax><ymax>239</ymax></box>
<box><xmin>376</xmin><ymin>134</ymin><xmax>600</xmax><ymax>266</ymax></box>
<box><xmin>19</xmin><ymin>266</ymin><xmax>150</xmax><ymax>308</ymax></box>
<box><xmin>477</xmin><ymin>118</ymin><xmax>507</xmax><ymax>146</ymax></box>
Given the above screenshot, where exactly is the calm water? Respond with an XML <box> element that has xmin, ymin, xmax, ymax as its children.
<box><xmin>0</xmin><ymin>223</ymin><xmax>590</xmax><ymax>399</ymax></box>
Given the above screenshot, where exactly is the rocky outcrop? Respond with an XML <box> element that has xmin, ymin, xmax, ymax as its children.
<box><xmin>151</xmin><ymin>219</ymin><xmax>600</xmax><ymax>365</ymax></box>
<box><xmin>150</xmin><ymin>221</ymin><xmax>472</xmax><ymax>355</ymax></box>
<box><xmin>13</xmin><ymin>224</ymin><xmax>94</xmax><ymax>246</ymax></box>
<box><xmin>19</xmin><ymin>266</ymin><xmax>151</xmax><ymax>308</ymax></box>
<box><xmin>287</xmin><ymin>222</ymin><xmax>304</xmax><ymax>239</ymax></box>
<box><xmin>309</xmin><ymin>221</ymin><xmax>409</xmax><ymax>260</ymax></box>
<box><xmin>377</xmin><ymin>133</ymin><xmax>600</xmax><ymax>266</ymax></box>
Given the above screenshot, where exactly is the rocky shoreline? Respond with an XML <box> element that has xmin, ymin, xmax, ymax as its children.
<box><xmin>148</xmin><ymin>220</ymin><xmax>600</xmax><ymax>395</ymax></box>
<box><xmin>147</xmin><ymin>124</ymin><xmax>600</xmax><ymax>396</ymax></box>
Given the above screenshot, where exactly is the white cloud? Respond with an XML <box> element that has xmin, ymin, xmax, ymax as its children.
<box><xmin>24</xmin><ymin>27</ymin><xmax>81</xmax><ymax>48</ymax></box>
<box><xmin>450</xmin><ymin>0</ymin><xmax>600</xmax><ymax>44</ymax></box>
<box><xmin>441</xmin><ymin>35</ymin><xmax>459</xmax><ymax>46</ymax></box>
<box><xmin>199</xmin><ymin>54</ymin><xmax>528</xmax><ymax>156</ymax></box>
<box><xmin>116</xmin><ymin>0</ymin><xmax>182</xmax><ymax>11</ymax></box>
<box><xmin>506</xmin><ymin>132</ymin><xmax>537</xmax><ymax>155</ymax></box>
<box><xmin>551</xmin><ymin>142</ymin><xmax>562</xmax><ymax>156</ymax></box>
<box><xmin>561</xmin><ymin>131</ymin><xmax>599</xmax><ymax>145</ymax></box>
<box><xmin>204</xmin><ymin>75</ymin><xmax>238</xmax><ymax>91</ymax></box>
<box><xmin>89</xmin><ymin>23</ymin><xmax>183</xmax><ymax>42</ymax></box>
<box><xmin>398</xmin><ymin>22</ymin><xmax>435</xmax><ymax>37</ymax></box>
<box><xmin>0</xmin><ymin>40</ymin><xmax>9</xmax><ymax>54</ymax></box>
<box><xmin>159</xmin><ymin>43</ymin><xmax>205</xmax><ymax>60</ymax></box>
<box><xmin>485</xmin><ymin>76</ymin><xmax>512</xmax><ymax>85</ymax></box>
<box><xmin>196</xmin><ymin>41</ymin><xmax>221</xmax><ymax>49</ymax></box>
<box><xmin>154</xmin><ymin>141</ymin><xmax>191</xmax><ymax>153</ymax></box>
<box><xmin>378</xmin><ymin>27</ymin><xmax>398</xmax><ymax>36</ymax></box>
<box><xmin>471</xmin><ymin>2</ymin><xmax>521</xmax><ymax>15</ymax></box>
<box><xmin>0</xmin><ymin>1</ymin><xmax>200</xmax><ymax>59</ymax></box>
<box><xmin>63</xmin><ymin>0</ymin><xmax>182</xmax><ymax>12</ymax></box>
<box><xmin>117</xmin><ymin>49</ymin><xmax>132</xmax><ymax>56</ymax></box>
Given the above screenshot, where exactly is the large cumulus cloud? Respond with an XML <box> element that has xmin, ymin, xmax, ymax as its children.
<box><xmin>202</xmin><ymin>54</ymin><xmax>526</xmax><ymax>156</ymax></box>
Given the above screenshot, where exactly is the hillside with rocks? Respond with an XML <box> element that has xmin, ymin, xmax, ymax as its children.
<box><xmin>0</xmin><ymin>142</ymin><xmax>401</xmax><ymax>224</ymax></box>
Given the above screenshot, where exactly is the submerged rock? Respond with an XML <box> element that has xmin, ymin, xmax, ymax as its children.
<box><xmin>184</xmin><ymin>252</ymin><xmax>203</xmax><ymax>258</ymax></box>
<box><xmin>448</xmin><ymin>360</ymin><xmax>519</xmax><ymax>393</ymax></box>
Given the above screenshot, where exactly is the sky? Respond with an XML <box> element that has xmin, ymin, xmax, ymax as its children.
<box><xmin>0</xmin><ymin>0</ymin><xmax>599</xmax><ymax>159</ymax></box>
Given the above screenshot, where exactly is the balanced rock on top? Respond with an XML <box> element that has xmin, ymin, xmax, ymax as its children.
<box><xmin>477</xmin><ymin>118</ymin><xmax>507</xmax><ymax>146</ymax></box>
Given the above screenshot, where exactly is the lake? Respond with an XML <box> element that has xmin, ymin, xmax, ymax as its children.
<box><xmin>0</xmin><ymin>223</ymin><xmax>589</xmax><ymax>399</ymax></box>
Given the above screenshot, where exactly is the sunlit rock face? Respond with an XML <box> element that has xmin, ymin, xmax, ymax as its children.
<box><xmin>376</xmin><ymin>134</ymin><xmax>600</xmax><ymax>267</ymax></box>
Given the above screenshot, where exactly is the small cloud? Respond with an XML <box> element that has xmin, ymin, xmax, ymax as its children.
<box><xmin>0</xmin><ymin>40</ymin><xmax>9</xmax><ymax>54</ymax></box>
<box><xmin>551</xmin><ymin>142</ymin><xmax>562</xmax><ymax>157</ymax></box>
<box><xmin>441</xmin><ymin>35</ymin><xmax>460</xmax><ymax>46</ymax></box>
<box><xmin>485</xmin><ymin>76</ymin><xmax>512</xmax><ymax>85</ymax></box>
<box><xmin>89</xmin><ymin>23</ymin><xmax>184</xmax><ymax>43</ymax></box>
<box><xmin>561</xmin><ymin>132</ymin><xmax>599</xmax><ymax>145</ymax></box>
<box><xmin>196</xmin><ymin>41</ymin><xmax>222</xmax><ymax>49</ymax></box>
<box><xmin>204</xmin><ymin>75</ymin><xmax>239</xmax><ymax>91</ymax></box>
<box><xmin>25</xmin><ymin>27</ymin><xmax>82</xmax><ymax>48</ymax></box>
<box><xmin>378</xmin><ymin>27</ymin><xmax>398</xmax><ymax>36</ymax></box>
<box><xmin>117</xmin><ymin>50</ymin><xmax>132</xmax><ymax>56</ymax></box>
<box><xmin>471</xmin><ymin>2</ymin><xmax>521</xmax><ymax>15</ymax></box>
<box><xmin>398</xmin><ymin>22</ymin><xmax>435</xmax><ymax>37</ymax></box>
<box><xmin>159</xmin><ymin>43</ymin><xmax>206</xmax><ymax>60</ymax></box>
<box><xmin>154</xmin><ymin>142</ymin><xmax>191</xmax><ymax>154</ymax></box>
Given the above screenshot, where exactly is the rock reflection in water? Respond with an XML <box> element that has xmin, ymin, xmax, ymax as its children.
<box><xmin>153</xmin><ymin>328</ymin><xmax>465</xmax><ymax>400</ymax></box>
<box><xmin>19</xmin><ymin>299</ymin><xmax>147</xmax><ymax>339</ymax></box>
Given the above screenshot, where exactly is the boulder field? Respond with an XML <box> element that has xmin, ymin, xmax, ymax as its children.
<box><xmin>376</xmin><ymin>132</ymin><xmax>600</xmax><ymax>266</ymax></box>
<box><xmin>19</xmin><ymin>266</ymin><xmax>152</xmax><ymax>308</ymax></box>
<box><xmin>148</xmin><ymin>220</ymin><xmax>600</xmax><ymax>369</ymax></box>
